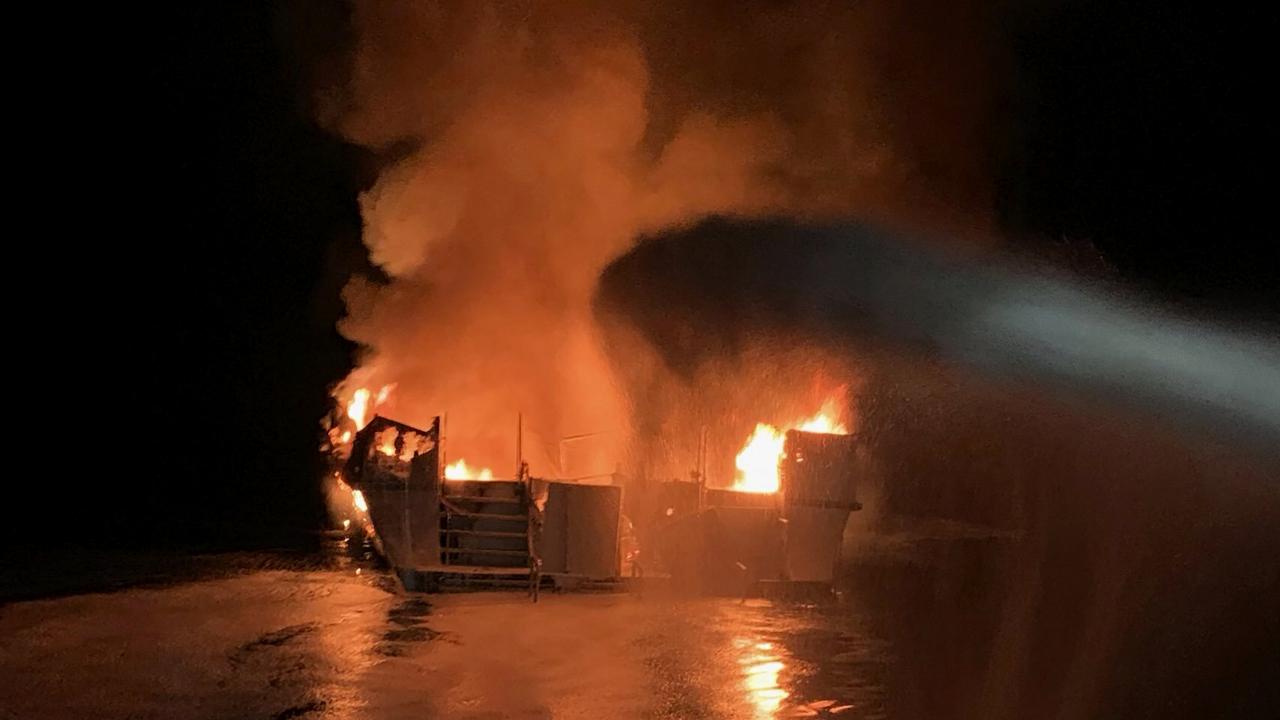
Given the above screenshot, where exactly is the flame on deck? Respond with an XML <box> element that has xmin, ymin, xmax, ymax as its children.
<box><xmin>733</xmin><ymin>398</ymin><xmax>848</xmax><ymax>493</ymax></box>
<box><xmin>734</xmin><ymin>424</ymin><xmax>789</xmax><ymax>494</ymax></box>
<box><xmin>329</xmin><ymin>386</ymin><xmax>494</xmax><ymax>485</ymax></box>
<box><xmin>374</xmin><ymin>427</ymin><xmax>399</xmax><ymax>457</ymax></box>
<box><xmin>347</xmin><ymin>388</ymin><xmax>371</xmax><ymax>429</ymax></box>
<box><xmin>444</xmin><ymin>459</ymin><xmax>495</xmax><ymax>480</ymax></box>
<box><xmin>343</xmin><ymin>384</ymin><xmax>395</xmax><ymax>432</ymax></box>
<box><xmin>328</xmin><ymin>384</ymin><xmax>395</xmax><ymax>453</ymax></box>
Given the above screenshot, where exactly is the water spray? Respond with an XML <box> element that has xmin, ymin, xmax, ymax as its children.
<box><xmin>610</xmin><ymin>216</ymin><xmax>1280</xmax><ymax>459</ymax></box>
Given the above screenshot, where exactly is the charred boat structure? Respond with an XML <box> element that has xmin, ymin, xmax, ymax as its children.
<box><xmin>342</xmin><ymin>416</ymin><xmax>621</xmax><ymax>596</ymax></box>
<box><xmin>340</xmin><ymin>415</ymin><xmax>861</xmax><ymax>598</ymax></box>
<box><xmin>628</xmin><ymin>428</ymin><xmax>863</xmax><ymax>597</ymax></box>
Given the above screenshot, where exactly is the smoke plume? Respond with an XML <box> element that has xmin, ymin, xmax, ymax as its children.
<box><xmin>315</xmin><ymin>1</ymin><xmax>999</xmax><ymax>474</ymax></box>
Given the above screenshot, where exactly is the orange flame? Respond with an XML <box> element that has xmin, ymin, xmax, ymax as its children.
<box><xmin>346</xmin><ymin>388</ymin><xmax>371</xmax><ymax>430</ymax></box>
<box><xmin>732</xmin><ymin>400</ymin><xmax>848</xmax><ymax>494</ymax></box>
<box><xmin>796</xmin><ymin>399</ymin><xmax>846</xmax><ymax>434</ymax></box>
<box><xmin>343</xmin><ymin>384</ymin><xmax>394</xmax><ymax>434</ymax></box>
<box><xmin>374</xmin><ymin>427</ymin><xmax>398</xmax><ymax>457</ymax></box>
<box><xmin>734</xmin><ymin>424</ymin><xmax>788</xmax><ymax>494</ymax></box>
<box><xmin>444</xmin><ymin>459</ymin><xmax>495</xmax><ymax>480</ymax></box>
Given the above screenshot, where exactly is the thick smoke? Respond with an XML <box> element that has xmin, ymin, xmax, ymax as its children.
<box><xmin>317</xmin><ymin>1</ymin><xmax>998</xmax><ymax>475</ymax></box>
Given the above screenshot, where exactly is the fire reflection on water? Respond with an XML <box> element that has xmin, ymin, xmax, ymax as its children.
<box><xmin>735</xmin><ymin>637</ymin><xmax>790</xmax><ymax>716</ymax></box>
<box><xmin>722</xmin><ymin>599</ymin><xmax>880</xmax><ymax>718</ymax></box>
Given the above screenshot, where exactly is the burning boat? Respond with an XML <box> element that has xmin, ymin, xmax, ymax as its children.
<box><xmin>628</xmin><ymin>424</ymin><xmax>863</xmax><ymax>596</ymax></box>
<box><xmin>333</xmin><ymin>403</ymin><xmax>861</xmax><ymax>599</ymax></box>
<box><xmin>340</xmin><ymin>415</ymin><xmax>622</xmax><ymax>594</ymax></box>
<box><xmin>326</xmin><ymin>369</ymin><xmax>863</xmax><ymax>595</ymax></box>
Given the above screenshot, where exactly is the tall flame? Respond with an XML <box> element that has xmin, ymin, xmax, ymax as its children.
<box><xmin>734</xmin><ymin>424</ymin><xmax>788</xmax><ymax>494</ymax></box>
<box><xmin>732</xmin><ymin>400</ymin><xmax>848</xmax><ymax>493</ymax></box>
<box><xmin>343</xmin><ymin>384</ymin><xmax>394</xmax><ymax>434</ymax></box>
<box><xmin>346</xmin><ymin>388</ymin><xmax>371</xmax><ymax>430</ymax></box>
<box><xmin>444</xmin><ymin>459</ymin><xmax>495</xmax><ymax>481</ymax></box>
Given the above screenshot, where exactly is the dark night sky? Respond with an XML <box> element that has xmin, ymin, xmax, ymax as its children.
<box><xmin>13</xmin><ymin>2</ymin><xmax>1273</xmax><ymax>553</ymax></box>
<box><xmin>998</xmin><ymin>3</ymin><xmax>1278</xmax><ymax>320</ymax></box>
